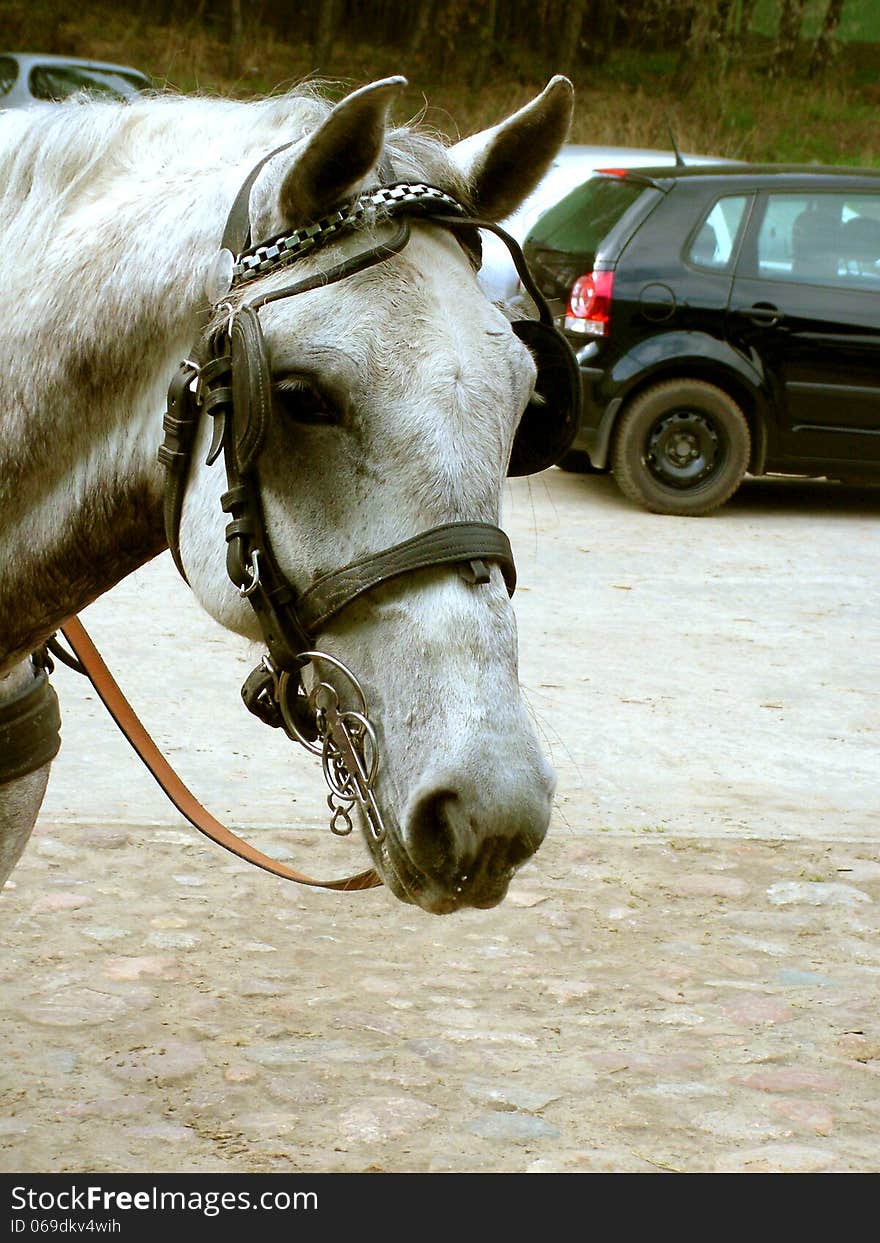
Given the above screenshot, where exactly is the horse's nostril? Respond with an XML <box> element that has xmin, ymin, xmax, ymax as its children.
<box><xmin>403</xmin><ymin>777</ymin><xmax>548</xmax><ymax>902</ymax></box>
<box><xmin>405</xmin><ymin>787</ymin><xmax>463</xmax><ymax>880</ymax></box>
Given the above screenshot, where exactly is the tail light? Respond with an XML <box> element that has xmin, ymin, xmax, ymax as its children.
<box><xmin>565</xmin><ymin>269</ymin><xmax>614</xmax><ymax>336</ymax></box>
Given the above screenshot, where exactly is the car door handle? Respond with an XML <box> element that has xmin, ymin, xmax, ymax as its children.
<box><xmin>740</xmin><ymin>302</ymin><xmax>784</xmax><ymax>326</ymax></box>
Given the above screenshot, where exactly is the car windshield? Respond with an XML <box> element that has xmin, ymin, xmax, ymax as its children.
<box><xmin>28</xmin><ymin>63</ymin><xmax>147</xmax><ymax>102</ymax></box>
<box><xmin>526</xmin><ymin>174</ymin><xmax>647</xmax><ymax>252</ymax></box>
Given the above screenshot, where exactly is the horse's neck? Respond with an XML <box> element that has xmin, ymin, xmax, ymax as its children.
<box><xmin>0</xmin><ymin>411</ymin><xmax>169</xmax><ymax>669</ymax></box>
<box><xmin>0</xmin><ymin>136</ymin><xmax>220</xmax><ymax>669</ymax></box>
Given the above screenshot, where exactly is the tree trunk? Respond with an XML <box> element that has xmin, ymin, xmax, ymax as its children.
<box><xmin>228</xmin><ymin>0</ymin><xmax>243</xmax><ymax>78</ymax></box>
<box><xmin>407</xmin><ymin>0</ymin><xmax>435</xmax><ymax>56</ymax></box>
<box><xmin>737</xmin><ymin>0</ymin><xmax>758</xmax><ymax>35</ymax></box>
<box><xmin>808</xmin><ymin>0</ymin><xmax>846</xmax><ymax>77</ymax></box>
<box><xmin>672</xmin><ymin>0</ymin><xmax>723</xmax><ymax>93</ymax></box>
<box><xmin>716</xmin><ymin>0</ymin><xmax>734</xmax><ymax>43</ymax></box>
<box><xmin>595</xmin><ymin>0</ymin><xmax>617</xmax><ymax>56</ymax></box>
<box><xmin>315</xmin><ymin>0</ymin><xmax>339</xmax><ymax>69</ymax></box>
<box><xmin>771</xmin><ymin>0</ymin><xmax>806</xmax><ymax>77</ymax></box>
<box><xmin>557</xmin><ymin>0</ymin><xmax>587</xmax><ymax>74</ymax></box>
<box><xmin>469</xmin><ymin>0</ymin><xmax>498</xmax><ymax>91</ymax></box>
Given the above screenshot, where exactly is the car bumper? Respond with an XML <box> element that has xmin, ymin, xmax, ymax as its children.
<box><xmin>568</xmin><ymin>339</ymin><xmax>619</xmax><ymax>468</ymax></box>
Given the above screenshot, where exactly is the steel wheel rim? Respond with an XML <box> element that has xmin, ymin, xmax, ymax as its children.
<box><xmin>645</xmin><ymin>409</ymin><xmax>723</xmax><ymax>489</ymax></box>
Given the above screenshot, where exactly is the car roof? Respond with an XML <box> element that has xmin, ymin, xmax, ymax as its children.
<box><xmin>614</xmin><ymin>161</ymin><xmax>880</xmax><ymax>186</ymax></box>
<box><xmin>0</xmin><ymin>51</ymin><xmax>151</xmax><ymax>78</ymax></box>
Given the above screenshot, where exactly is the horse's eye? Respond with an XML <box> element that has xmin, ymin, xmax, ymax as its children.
<box><xmin>273</xmin><ymin>380</ymin><xmax>337</xmax><ymax>425</ymax></box>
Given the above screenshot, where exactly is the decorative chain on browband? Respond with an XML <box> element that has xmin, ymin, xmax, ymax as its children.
<box><xmin>232</xmin><ymin>183</ymin><xmax>466</xmax><ymax>283</ymax></box>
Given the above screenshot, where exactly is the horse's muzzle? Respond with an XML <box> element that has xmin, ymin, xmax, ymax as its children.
<box><xmin>376</xmin><ymin>767</ymin><xmax>553</xmax><ymax>913</ymax></box>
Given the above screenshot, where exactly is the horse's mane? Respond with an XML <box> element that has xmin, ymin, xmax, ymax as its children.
<box><xmin>0</xmin><ymin>86</ymin><xmax>468</xmax><ymax>234</ymax></box>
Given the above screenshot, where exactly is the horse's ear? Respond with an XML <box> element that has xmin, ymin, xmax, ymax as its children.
<box><xmin>252</xmin><ymin>76</ymin><xmax>406</xmax><ymax>237</ymax></box>
<box><xmin>449</xmin><ymin>76</ymin><xmax>574</xmax><ymax>222</ymax></box>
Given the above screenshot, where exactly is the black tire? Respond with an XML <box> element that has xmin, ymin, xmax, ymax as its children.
<box><xmin>611</xmin><ymin>379</ymin><xmax>750</xmax><ymax>516</ymax></box>
<box><xmin>557</xmin><ymin>450</ymin><xmax>607</xmax><ymax>475</ymax></box>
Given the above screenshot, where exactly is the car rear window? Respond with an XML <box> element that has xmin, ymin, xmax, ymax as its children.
<box><xmin>526</xmin><ymin>174</ymin><xmax>648</xmax><ymax>252</ymax></box>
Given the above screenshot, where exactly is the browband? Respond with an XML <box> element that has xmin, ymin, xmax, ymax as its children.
<box><xmin>232</xmin><ymin>182</ymin><xmax>466</xmax><ymax>283</ymax></box>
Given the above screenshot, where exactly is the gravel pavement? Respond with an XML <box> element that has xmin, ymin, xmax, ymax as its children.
<box><xmin>3</xmin><ymin>471</ymin><xmax>879</xmax><ymax>1174</ymax></box>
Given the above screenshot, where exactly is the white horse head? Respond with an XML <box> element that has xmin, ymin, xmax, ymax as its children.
<box><xmin>0</xmin><ymin>75</ymin><xmax>573</xmax><ymax>912</ymax></box>
<box><xmin>176</xmin><ymin>77</ymin><xmax>574</xmax><ymax>912</ymax></box>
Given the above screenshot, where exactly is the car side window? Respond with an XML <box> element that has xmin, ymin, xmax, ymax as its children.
<box><xmin>686</xmin><ymin>195</ymin><xmax>749</xmax><ymax>271</ymax></box>
<box><xmin>755</xmin><ymin>192</ymin><xmax>880</xmax><ymax>289</ymax></box>
<box><xmin>0</xmin><ymin>56</ymin><xmax>18</xmax><ymax>97</ymax></box>
<box><xmin>839</xmin><ymin>198</ymin><xmax>880</xmax><ymax>286</ymax></box>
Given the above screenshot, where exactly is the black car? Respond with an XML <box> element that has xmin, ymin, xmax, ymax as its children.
<box><xmin>523</xmin><ymin>163</ymin><xmax>880</xmax><ymax>514</ymax></box>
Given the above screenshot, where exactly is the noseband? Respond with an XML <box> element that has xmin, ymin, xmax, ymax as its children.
<box><xmin>159</xmin><ymin>157</ymin><xmax>579</xmax><ymax>852</ymax></box>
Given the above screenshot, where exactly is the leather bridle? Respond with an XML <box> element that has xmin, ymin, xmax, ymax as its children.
<box><xmin>158</xmin><ymin>160</ymin><xmax>578</xmax><ymax>762</ymax></box>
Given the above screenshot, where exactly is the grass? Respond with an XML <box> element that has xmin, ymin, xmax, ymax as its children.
<box><xmin>4</xmin><ymin>2</ymin><xmax>879</xmax><ymax>167</ymax></box>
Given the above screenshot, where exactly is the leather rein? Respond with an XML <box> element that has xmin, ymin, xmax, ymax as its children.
<box><xmin>47</xmin><ymin>618</ymin><xmax>382</xmax><ymax>891</ymax></box>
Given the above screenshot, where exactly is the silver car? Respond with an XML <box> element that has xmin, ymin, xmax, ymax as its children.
<box><xmin>0</xmin><ymin>52</ymin><xmax>151</xmax><ymax>108</ymax></box>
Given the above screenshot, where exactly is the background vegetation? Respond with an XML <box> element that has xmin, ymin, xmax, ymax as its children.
<box><xmin>2</xmin><ymin>0</ymin><xmax>878</xmax><ymax>165</ymax></box>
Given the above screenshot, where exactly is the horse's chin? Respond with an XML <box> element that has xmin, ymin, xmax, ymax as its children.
<box><xmin>369</xmin><ymin>829</ymin><xmax>517</xmax><ymax>915</ymax></box>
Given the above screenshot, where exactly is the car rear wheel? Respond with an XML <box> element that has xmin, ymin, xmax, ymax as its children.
<box><xmin>611</xmin><ymin>380</ymin><xmax>750</xmax><ymax>516</ymax></box>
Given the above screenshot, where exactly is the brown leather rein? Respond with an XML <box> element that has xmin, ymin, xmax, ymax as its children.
<box><xmin>56</xmin><ymin>616</ymin><xmax>382</xmax><ymax>892</ymax></box>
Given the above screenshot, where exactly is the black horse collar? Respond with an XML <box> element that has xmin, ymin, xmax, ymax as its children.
<box><xmin>0</xmin><ymin>663</ymin><xmax>61</xmax><ymax>786</ymax></box>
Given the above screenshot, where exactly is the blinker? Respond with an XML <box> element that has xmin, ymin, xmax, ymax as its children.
<box><xmin>229</xmin><ymin>305</ymin><xmax>273</xmax><ymax>475</ymax></box>
<box><xmin>205</xmin><ymin>247</ymin><xmax>235</xmax><ymax>305</ymax></box>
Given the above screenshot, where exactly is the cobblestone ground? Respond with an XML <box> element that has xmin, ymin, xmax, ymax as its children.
<box><xmin>2</xmin><ymin>473</ymin><xmax>879</xmax><ymax>1173</ymax></box>
<box><xmin>3</xmin><ymin>824</ymin><xmax>880</xmax><ymax>1174</ymax></box>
